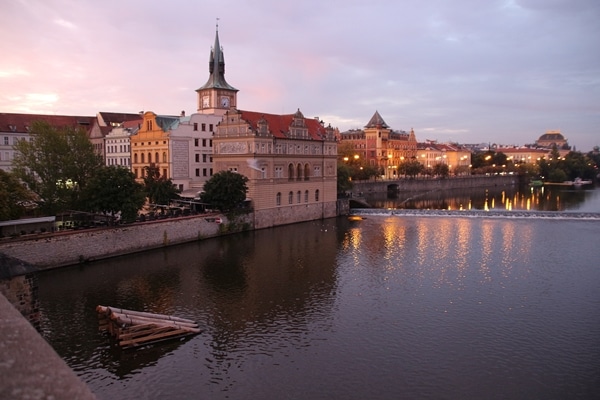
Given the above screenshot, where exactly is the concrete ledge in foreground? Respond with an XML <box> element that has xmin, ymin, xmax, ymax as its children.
<box><xmin>0</xmin><ymin>293</ymin><xmax>96</xmax><ymax>400</ymax></box>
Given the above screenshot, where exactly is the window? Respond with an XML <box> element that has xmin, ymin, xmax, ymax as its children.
<box><xmin>276</xmin><ymin>192</ymin><xmax>281</xmax><ymax>206</ymax></box>
<box><xmin>202</xmin><ymin>139</ymin><xmax>206</xmax><ymax>147</ymax></box>
<box><xmin>288</xmin><ymin>164</ymin><xmax>294</xmax><ymax>180</ymax></box>
<box><xmin>134</xmin><ymin>153</ymin><xmax>138</xmax><ymax>163</ymax></box>
<box><xmin>195</xmin><ymin>139</ymin><xmax>199</xmax><ymax>146</ymax></box>
<box><xmin>209</xmin><ymin>124</ymin><xmax>213</xmax><ymax>131</ymax></box>
<box><xmin>201</xmin><ymin>123</ymin><xmax>206</xmax><ymax>132</ymax></box>
<box><xmin>141</xmin><ymin>153</ymin><xmax>145</xmax><ymax>163</ymax></box>
<box><xmin>3</xmin><ymin>137</ymin><xmax>8</xmax><ymax>145</ymax></box>
<box><xmin>195</xmin><ymin>154</ymin><xmax>200</xmax><ymax>162</ymax></box>
<box><xmin>148</xmin><ymin>153</ymin><xmax>152</xmax><ymax>163</ymax></box>
<box><xmin>155</xmin><ymin>152</ymin><xmax>159</xmax><ymax>163</ymax></box>
<box><xmin>163</xmin><ymin>152</ymin><xmax>167</xmax><ymax>163</ymax></box>
<box><xmin>195</xmin><ymin>168</ymin><xmax>200</xmax><ymax>177</ymax></box>
<box><xmin>202</xmin><ymin>154</ymin><xmax>207</xmax><ymax>162</ymax></box>
<box><xmin>304</xmin><ymin>190</ymin><xmax>309</xmax><ymax>203</ymax></box>
<box><xmin>162</xmin><ymin>169</ymin><xmax>167</xmax><ymax>177</ymax></box>
<box><xmin>134</xmin><ymin>168</ymin><xmax>138</xmax><ymax>178</ymax></box>
<box><xmin>315</xmin><ymin>189</ymin><xmax>319</xmax><ymax>202</ymax></box>
<box><xmin>203</xmin><ymin>168</ymin><xmax>207</xmax><ymax>177</ymax></box>
<box><xmin>275</xmin><ymin>166</ymin><xmax>283</xmax><ymax>178</ymax></box>
<box><xmin>288</xmin><ymin>191</ymin><xmax>293</xmax><ymax>204</ymax></box>
<box><xmin>297</xmin><ymin>191</ymin><xmax>301</xmax><ymax>203</ymax></box>
<box><xmin>193</xmin><ymin>123</ymin><xmax>198</xmax><ymax>131</ymax></box>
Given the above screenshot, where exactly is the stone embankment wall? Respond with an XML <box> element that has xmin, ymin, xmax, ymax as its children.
<box><xmin>0</xmin><ymin>215</ymin><xmax>228</xmax><ymax>270</ymax></box>
<box><xmin>351</xmin><ymin>175</ymin><xmax>519</xmax><ymax>195</ymax></box>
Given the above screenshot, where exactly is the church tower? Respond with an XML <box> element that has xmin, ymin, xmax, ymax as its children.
<box><xmin>196</xmin><ymin>24</ymin><xmax>238</xmax><ymax>115</ymax></box>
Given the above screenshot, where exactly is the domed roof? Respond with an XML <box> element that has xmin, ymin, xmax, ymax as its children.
<box><xmin>538</xmin><ymin>132</ymin><xmax>565</xmax><ymax>141</ymax></box>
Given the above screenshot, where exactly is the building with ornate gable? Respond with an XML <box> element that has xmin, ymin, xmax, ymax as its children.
<box><xmin>195</xmin><ymin>26</ymin><xmax>338</xmax><ymax>228</ymax></box>
<box><xmin>339</xmin><ymin>111</ymin><xmax>418</xmax><ymax>179</ymax></box>
<box><xmin>213</xmin><ymin>108</ymin><xmax>338</xmax><ymax>228</ymax></box>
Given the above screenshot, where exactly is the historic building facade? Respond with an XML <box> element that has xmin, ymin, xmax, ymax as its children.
<box><xmin>213</xmin><ymin>108</ymin><xmax>338</xmax><ymax>229</ymax></box>
<box><xmin>0</xmin><ymin>113</ymin><xmax>95</xmax><ymax>172</ymax></box>
<box><xmin>339</xmin><ymin>111</ymin><xmax>418</xmax><ymax>179</ymax></box>
<box><xmin>195</xmin><ymin>24</ymin><xmax>338</xmax><ymax>228</ymax></box>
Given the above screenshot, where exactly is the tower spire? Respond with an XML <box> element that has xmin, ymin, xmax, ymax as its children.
<box><xmin>197</xmin><ymin>22</ymin><xmax>237</xmax><ymax>91</ymax></box>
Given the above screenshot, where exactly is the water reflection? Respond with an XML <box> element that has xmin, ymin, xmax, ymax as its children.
<box><xmin>36</xmin><ymin>212</ymin><xmax>600</xmax><ymax>399</ymax></box>
<box><xmin>366</xmin><ymin>184</ymin><xmax>598</xmax><ymax>211</ymax></box>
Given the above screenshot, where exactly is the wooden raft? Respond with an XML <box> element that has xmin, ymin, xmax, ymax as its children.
<box><xmin>97</xmin><ymin>305</ymin><xmax>201</xmax><ymax>349</ymax></box>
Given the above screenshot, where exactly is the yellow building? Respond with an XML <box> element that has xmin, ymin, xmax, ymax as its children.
<box><xmin>130</xmin><ymin>112</ymin><xmax>180</xmax><ymax>182</ymax></box>
<box><xmin>416</xmin><ymin>142</ymin><xmax>471</xmax><ymax>175</ymax></box>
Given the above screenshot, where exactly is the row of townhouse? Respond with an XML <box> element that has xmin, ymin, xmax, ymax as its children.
<box><xmin>1</xmin><ymin>26</ymin><xmax>340</xmax><ymax>229</ymax></box>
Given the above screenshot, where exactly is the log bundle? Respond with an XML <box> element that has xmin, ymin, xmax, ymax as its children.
<box><xmin>97</xmin><ymin>305</ymin><xmax>200</xmax><ymax>348</ymax></box>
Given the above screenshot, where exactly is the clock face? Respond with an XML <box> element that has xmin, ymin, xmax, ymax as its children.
<box><xmin>202</xmin><ymin>96</ymin><xmax>210</xmax><ymax>108</ymax></box>
<box><xmin>220</xmin><ymin>96</ymin><xmax>230</xmax><ymax>108</ymax></box>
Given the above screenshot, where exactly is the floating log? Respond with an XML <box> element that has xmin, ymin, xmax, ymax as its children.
<box><xmin>97</xmin><ymin>305</ymin><xmax>200</xmax><ymax>349</ymax></box>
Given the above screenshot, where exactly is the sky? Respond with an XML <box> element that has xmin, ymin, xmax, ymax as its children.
<box><xmin>1</xmin><ymin>0</ymin><xmax>599</xmax><ymax>151</ymax></box>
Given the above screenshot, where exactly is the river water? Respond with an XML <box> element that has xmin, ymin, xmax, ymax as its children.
<box><xmin>37</xmin><ymin>185</ymin><xmax>600</xmax><ymax>400</ymax></box>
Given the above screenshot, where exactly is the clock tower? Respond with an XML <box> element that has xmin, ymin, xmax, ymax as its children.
<box><xmin>196</xmin><ymin>24</ymin><xmax>238</xmax><ymax>116</ymax></box>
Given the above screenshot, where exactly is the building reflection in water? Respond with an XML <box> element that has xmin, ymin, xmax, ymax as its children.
<box><xmin>364</xmin><ymin>184</ymin><xmax>591</xmax><ymax>211</ymax></box>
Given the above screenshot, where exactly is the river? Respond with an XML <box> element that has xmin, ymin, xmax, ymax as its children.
<box><xmin>37</xmin><ymin>185</ymin><xmax>600</xmax><ymax>399</ymax></box>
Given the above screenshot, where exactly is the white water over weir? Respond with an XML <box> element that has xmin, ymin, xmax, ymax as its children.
<box><xmin>351</xmin><ymin>208</ymin><xmax>600</xmax><ymax>220</ymax></box>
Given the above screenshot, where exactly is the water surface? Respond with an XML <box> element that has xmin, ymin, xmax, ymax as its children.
<box><xmin>37</xmin><ymin>211</ymin><xmax>600</xmax><ymax>399</ymax></box>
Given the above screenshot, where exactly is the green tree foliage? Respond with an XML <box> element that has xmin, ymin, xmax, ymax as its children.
<box><xmin>398</xmin><ymin>159</ymin><xmax>424</xmax><ymax>179</ymax></box>
<box><xmin>0</xmin><ymin>170</ymin><xmax>33</xmax><ymax>220</ymax></box>
<box><xmin>537</xmin><ymin>150</ymin><xmax>597</xmax><ymax>182</ymax></box>
<box><xmin>200</xmin><ymin>170</ymin><xmax>248</xmax><ymax>212</ymax></box>
<box><xmin>12</xmin><ymin>121</ymin><xmax>102</xmax><ymax>215</ymax></box>
<box><xmin>337</xmin><ymin>165</ymin><xmax>353</xmax><ymax>193</ymax></box>
<box><xmin>81</xmin><ymin>166</ymin><xmax>146</xmax><ymax>223</ymax></box>
<box><xmin>143</xmin><ymin>164</ymin><xmax>180</xmax><ymax>205</ymax></box>
<box><xmin>432</xmin><ymin>163</ymin><xmax>450</xmax><ymax>178</ymax></box>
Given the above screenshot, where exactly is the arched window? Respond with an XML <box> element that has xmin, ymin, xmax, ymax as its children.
<box><xmin>276</xmin><ymin>192</ymin><xmax>281</xmax><ymax>206</ymax></box>
<box><xmin>304</xmin><ymin>190</ymin><xmax>309</xmax><ymax>203</ymax></box>
<box><xmin>288</xmin><ymin>191</ymin><xmax>293</xmax><ymax>204</ymax></box>
<box><xmin>315</xmin><ymin>189</ymin><xmax>320</xmax><ymax>202</ymax></box>
<box><xmin>288</xmin><ymin>164</ymin><xmax>294</xmax><ymax>181</ymax></box>
<box><xmin>297</xmin><ymin>191</ymin><xmax>301</xmax><ymax>203</ymax></box>
<box><xmin>304</xmin><ymin>163</ymin><xmax>310</xmax><ymax>180</ymax></box>
<box><xmin>296</xmin><ymin>163</ymin><xmax>302</xmax><ymax>181</ymax></box>
<box><xmin>148</xmin><ymin>153</ymin><xmax>152</xmax><ymax>163</ymax></box>
<box><xmin>141</xmin><ymin>153</ymin><xmax>145</xmax><ymax>163</ymax></box>
<box><xmin>134</xmin><ymin>153</ymin><xmax>138</xmax><ymax>163</ymax></box>
<box><xmin>163</xmin><ymin>152</ymin><xmax>167</xmax><ymax>163</ymax></box>
<box><xmin>155</xmin><ymin>152</ymin><xmax>159</xmax><ymax>164</ymax></box>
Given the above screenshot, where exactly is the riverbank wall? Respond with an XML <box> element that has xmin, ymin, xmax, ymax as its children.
<box><xmin>0</xmin><ymin>214</ymin><xmax>229</xmax><ymax>270</ymax></box>
<box><xmin>350</xmin><ymin>175</ymin><xmax>518</xmax><ymax>195</ymax></box>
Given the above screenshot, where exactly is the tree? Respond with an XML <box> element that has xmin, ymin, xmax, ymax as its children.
<box><xmin>398</xmin><ymin>159</ymin><xmax>424</xmax><ymax>179</ymax></box>
<box><xmin>337</xmin><ymin>165</ymin><xmax>353</xmax><ymax>193</ymax></box>
<box><xmin>0</xmin><ymin>170</ymin><xmax>34</xmax><ymax>220</ymax></box>
<box><xmin>12</xmin><ymin>121</ymin><xmax>102</xmax><ymax>215</ymax></box>
<box><xmin>432</xmin><ymin>163</ymin><xmax>450</xmax><ymax>178</ymax></box>
<box><xmin>143</xmin><ymin>164</ymin><xmax>180</xmax><ymax>205</ymax></box>
<box><xmin>200</xmin><ymin>170</ymin><xmax>248</xmax><ymax>212</ymax></box>
<box><xmin>81</xmin><ymin>166</ymin><xmax>146</xmax><ymax>223</ymax></box>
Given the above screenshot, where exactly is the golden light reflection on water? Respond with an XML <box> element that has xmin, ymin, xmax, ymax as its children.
<box><xmin>343</xmin><ymin>214</ymin><xmax>538</xmax><ymax>289</ymax></box>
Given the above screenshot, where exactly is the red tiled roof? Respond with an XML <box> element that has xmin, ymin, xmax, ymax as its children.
<box><xmin>122</xmin><ymin>119</ymin><xmax>143</xmax><ymax>129</ymax></box>
<box><xmin>238</xmin><ymin>110</ymin><xmax>329</xmax><ymax>140</ymax></box>
<box><xmin>0</xmin><ymin>113</ymin><xmax>95</xmax><ymax>133</ymax></box>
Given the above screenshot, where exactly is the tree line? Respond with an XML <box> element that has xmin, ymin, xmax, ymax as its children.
<box><xmin>1</xmin><ymin>121</ymin><xmax>248</xmax><ymax>222</ymax></box>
